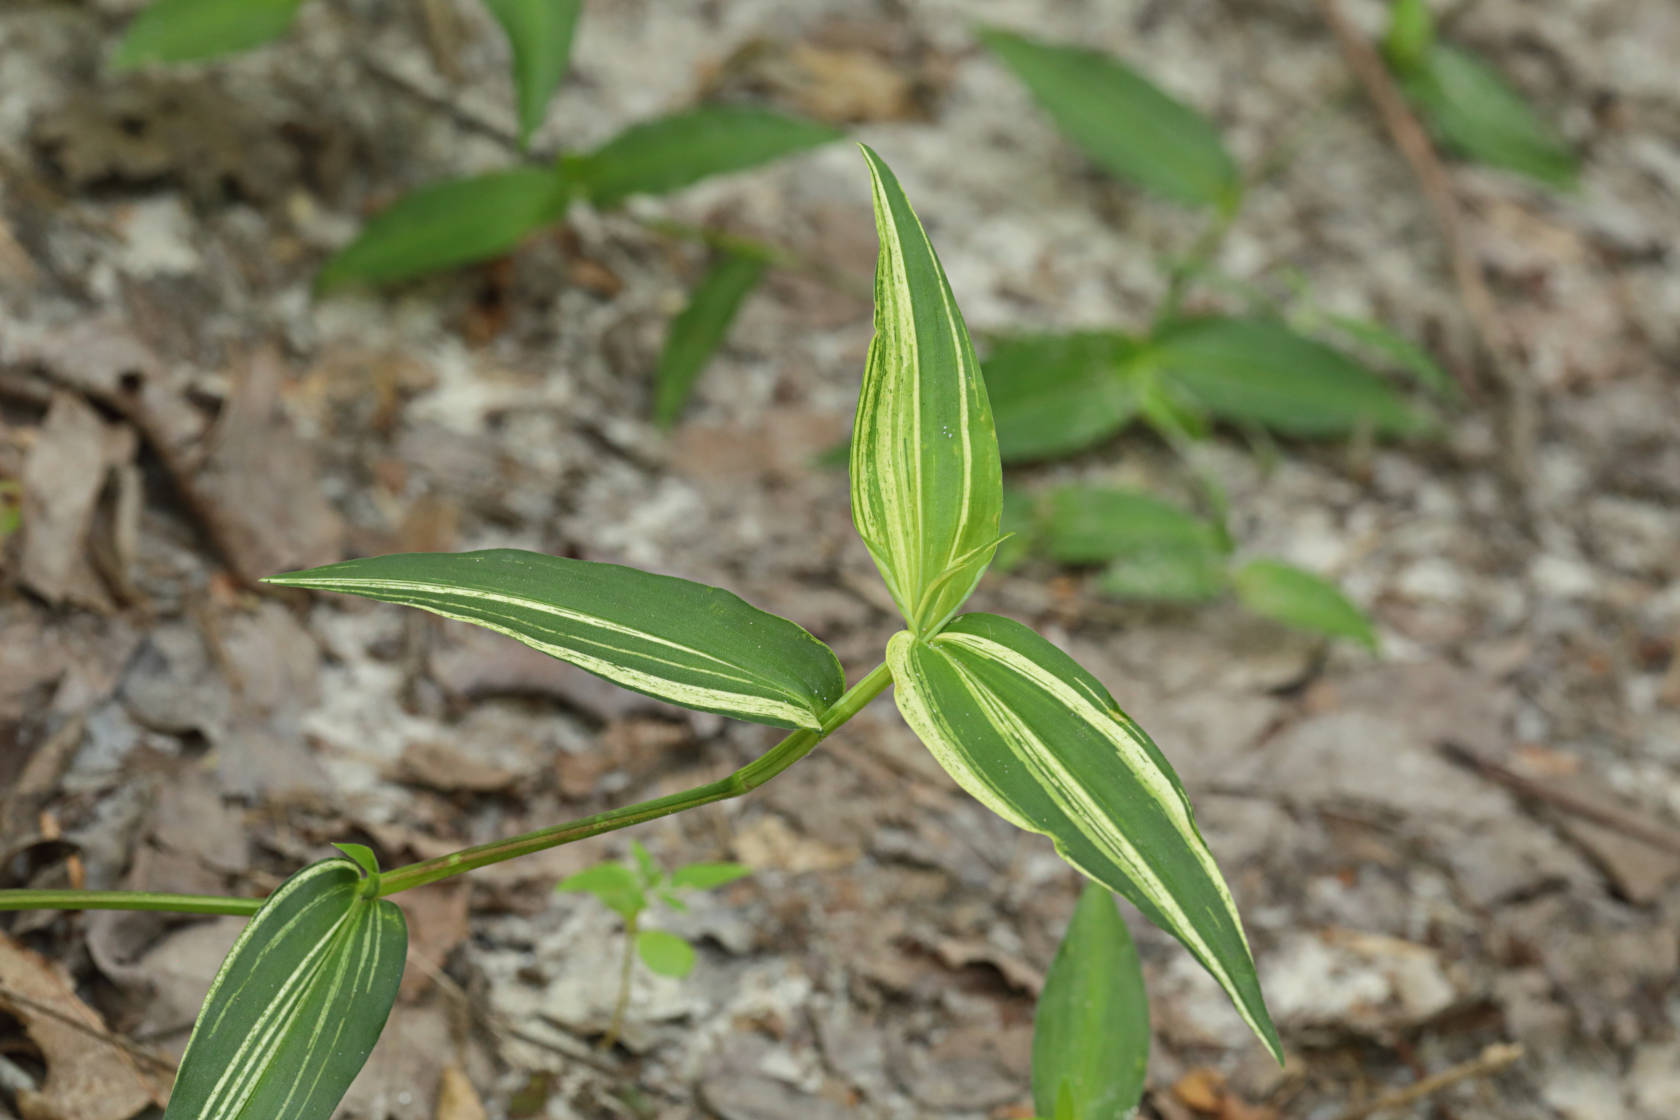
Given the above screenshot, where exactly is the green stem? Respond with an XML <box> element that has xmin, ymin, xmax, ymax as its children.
<box><xmin>0</xmin><ymin>890</ymin><xmax>260</xmax><ymax>916</ymax></box>
<box><xmin>1154</xmin><ymin>204</ymin><xmax>1237</xmax><ymax>329</ymax></box>
<box><xmin>603</xmin><ymin>912</ymin><xmax>638</xmax><ymax>1051</ymax></box>
<box><xmin>0</xmin><ymin>662</ymin><xmax>894</xmax><ymax>919</ymax></box>
<box><xmin>375</xmin><ymin>661</ymin><xmax>893</xmax><ymax>897</ymax></box>
<box><xmin>636</xmin><ymin>216</ymin><xmax>874</xmax><ymax>301</ymax></box>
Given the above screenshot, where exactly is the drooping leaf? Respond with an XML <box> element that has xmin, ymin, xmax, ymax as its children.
<box><xmin>887</xmin><ymin>613</ymin><xmax>1279</xmax><ymax>1059</ymax></box>
<box><xmin>316</xmin><ymin>168</ymin><xmax>571</xmax><ymax>292</ymax></box>
<box><xmin>162</xmin><ymin>858</ymin><xmax>406</xmax><ymax>1120</ymax></box>
<box><xmin>266</xmin><ymin>550</ymin><xmax>844</xmax><ymax>729</ymax></box>
<box><xmin>635</xmin><ymin>929</ymin><xmax>696</xmax><ymax>978</ymax></box>
<box><xmin>1043</xmin><ymin>487</ymin><xmax>1223</xmax><ymax>568</ymax></box>
<box><xmin>982</xmin><ymin>332</ymin><xmax>1142</xmax><ymax>463</ymax></box>
<box><xmin>482</xmin><ymin>0</ymin><xmax>583</xmax><ymax>146</ymax></box>
<box><xmin>1319</xmin><ymin>313</ymin><xmax>1457</xmax><ymax>398</ymax></box>
<box><xmin>653</xmin><ymin>250</ymin><xmax>768</xmax><ymax>427</ymax></box>
<box><xmin>1383</xmin><ymin>0</ymin><xmax>1434</xmax><ymax>73</ymax></box>
<box><xmin>977</xmin><ymin>27</ymin><xmax>1241</xmax><ymax>212</ymax></box>
<box><xmin>850</xmin><ymin>146</ymin><xmax>1004</xmax><ymax>635</ymax></box>
<box><xmin>668</xmin><ymin>863</ymin><xmax>753</xmax><ymax>891</ymax></box>
<box><xmin>1032</xmin><ymin>884</ymin><xmax>1150</xmax><ymax>1120</ymax></box>
<box><xmin>566</xmin><ymin>105</ymin><xmax>843</xmax><ymax>209</ymax></box>
<box><xmin>557</xmin><ymin>863</ymin><xmax>645</xmax><ymax>920</ymax></box>
<box><xmin>1399</xmin><ymin>45</ymin><xmax>1578</xmax><ymax>189</ymax></box>
<box><xmin>1231</xmin><ymin>559</ymin><xmax>1377</xmax><ymax>649</ymax></box>
<box><xmin>115</xmin><ymin>0</ymin><xmax>306</xmax><ymax>67</ymax></box>
<box><xmin>1143</xmin><ymin>317</ymin><xmax>1421</xmax><ymax>437</ymax></box>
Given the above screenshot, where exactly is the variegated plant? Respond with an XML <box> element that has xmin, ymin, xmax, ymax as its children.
<box><xmin>0</xmin><ymin>148</ymin><xmax>1277</xmax><ymax>1118</ymax></box>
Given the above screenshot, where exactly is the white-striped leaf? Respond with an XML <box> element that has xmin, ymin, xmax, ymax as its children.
<box><xmin>266</xmin><ymin>550</ymin><xmax>844</xmax><ymax>729</ymax></box>
<box><xmin>1032</xmin><ymin>883</ymin><xmax>1149</xmax><ymax>1119</ymax></box>
<box><xmin>850</xmin><ymin>147</ymin><xmax>1003</xmax><ymax>635</ymax></box>
<box><xmin>887</xmin><ymin>613</ymin><xmax>1280</xmax><ymax>1059</ymax></box>
<box><xmin>163</xmin><ymin>858</ymin><xmax>406</xmax><ymax>1120</ymax></box>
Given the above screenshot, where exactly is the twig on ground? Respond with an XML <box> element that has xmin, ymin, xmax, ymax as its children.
<box><xmin>1335</xmin><ymin>1042</ymin><xmax>1523</xmax><ymax>1120</ymax></box>
<box><xmin>1314</xmin><ymin>0</ymin><xmax>1536</xmax><ymax>486</ymax></box>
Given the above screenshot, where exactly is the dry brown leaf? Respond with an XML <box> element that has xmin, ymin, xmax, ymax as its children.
<box><xmin>399</xmin><ymin>882</ymin><xmax>472</xmax><ymax>1002</ymax></box>
<box><xmin>0</xmin><ymin>933</ymin><xmax>166</xmax><ymax>1120</ymax></box>
<box><xmin>435</xmin><ymin>1065</ymin><xmax>488</xmax><ymax>1120</ymax></box>
<box><xmin>19</xmin><ymin>392</ymin><xmax>136</xmax><ymax>608</ymax></box>
<box><xmin>398</xmin><ymin>739</ymin><xmax>520</xmax><ymax>795</ymax></box>
<box><xmin>1174</xmin><ymin>1068</ymin><xmax>1227</xmax><ymax>1112</ymax></box>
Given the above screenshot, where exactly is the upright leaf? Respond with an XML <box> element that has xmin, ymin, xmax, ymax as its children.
<box><xmin>983</xmin><ymin>332</ymin><xmax>1142</xmax><ymax>463</ymax></box>
<box><xmin>978</xmin><ymin>27</ymin><xmax>1240</xmax><ymax>212</ymax></box>
<box><xmin>567</xmin><ymin>106</ymin><xmax>843</xmax><ymax>209</ymax></box>
<box><xmin>1232</xmin><ymin>559</ymin><xmax>1377</xmax><ymax>649</ymax></box>
<box><xmin>1399</xmin><ymin>45</ymin><xmax>1578</xmax><ymax>189</ymax></box>
<box><xmin>267</xmin><ymin>550</ymin><xmax>844</xmax><ymax>729</ymax></box>
<box><xmin>482</xmin><ymin>0</ymin><xmax>583</xmax><ymax>146</ymax></box>
<box><xmin>115</xmin><ymin>0</ymin><xmax>306</xmax><ymax>67</ymax></box>
<box><xmin>653</xmin><ymin>250</ymin><xmax>768</xmax><ymax>427</ymax></box>
<box><xmin>1143</xmin><ymin>317</ymin><xmax>1421</xmax><ymax>437</ymax></box>
<box><xmin>317</xmin><ymin>169</ymin><xmax>571</xmax><ymax>292</ymax></box>
<box><xmin>850</xmin><ymin>147</ymin><xmax>1003</xmax><ymax>634</ymax></box>
<box><xmin>163</xmin><ymin>859</ymin><xmax>406</xmax><ymax>1120</ymax></box>
<box><xmin>1383</xmin><ymin>0</ymin><xmax>1434</xmax><ymax>73</ymax></box>
<box><xmin>1032</xmin><ymin>884</ymin><xmax>1150</xmax><ymax>1120</ymax></box>
<box><xmin>557</xmin><ymin>863</ymin><xmax>644</xmax><ymax>920</ymax></box>
<box><xmin>887</xmin><ymin>613</ymin><xmax>1279</xmax><ymax>1059</ymax></box>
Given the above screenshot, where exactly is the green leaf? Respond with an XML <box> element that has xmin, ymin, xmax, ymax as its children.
<box><xmin>1383</xmin><ymin>0</ymin><xmax>1434</xmax><ymax>73</ymax></box>
<box><xmin>1032</xmin><ymin>884</ymin><xmax>1150</xmax><ymax>1120</ymax></box>
<box><xmin>668</xmin><ymin>862</ymin><xmax>753</xmax><ymax>891</ymax></box>
<box><xmin>1319</xmin><ymin>313</ymin><xmax>1457</xmax><ymax>399</ymax></box>
<box><xmin>653</xmin><ymin>250</ymin><xmax>768</xmax><ymax>427</ymax></box>
<box><xmin>977</xmin><ymin>27</ymin><xmax>1241</xmax><ymax>212</ymax></box>
<box><xmin>992</xmin><ymin>488</ymin><xmax>1042</xmax><ymax>574</ymax></box>
<box><xmin>316</xmin><ymin>168</ymin><xmax>571</xmax><ymax>293</ymax></box>
<box><xmin>629</xmin><ymin>841</ymin><xmax>661</xmax><ymax>886</ymax></box>
<box><xmin>557</xmin><ymin>863</ymin><xmax>645</xmax><ymax>920</ymax></box>
<box><xmin>114</xmin><ymin>0</ymin><xmax>305</xmax><ymax>67</ymax></box>
<box><xmin>983</xmin><ymin>332</ymin><xmax>1142</xmax><ymax>463</ymax></box>
<box><xmin>1143</xmin><ymin>317</ymin><xmax>1421</xmax><ymax>437</ymax></box>
<box><xmin>1043</xmin><ymin>488</ymin><xmax>1223</xmax><ymax>568</ymax></box>
<box><xmin>887</xmin><ymin>613</ymin><xmax>1279</xmax><ymax>1060</ymax></box>
<box><xmin>850</xmin><ymin>146</ymin><xmax>1004</xmax><ymax>635</ymax></box>
<box><xmin>331</xmin><ymin>843</ymin><xmax>380</xmax><ymax>878</ymax></box>
<box><xmin>1400</xmin><ymin>46</ymin><xmax>1578</xmax><ymax>188</ymax></box>
<box><xmin>1232</xmin><ymin>559</ymin><xmax>1377</xmax><ymax>649</ymax></box>
<box><xmin>162</xmin><ymin>858</ymin><xmax>406</xmax><ymax>1120</ymax></box>
<box><xmin>1099</xmin><ymin>551</ymin><xmax>1228</xmax><ymax>604</ymax></box>
<box><xmin>266</xmin><ymin>550</ymin><xmax>844</xmax><ymax>730</ymax></box>
<box><xmin>482</xmin><ymin>0</ymin><xmax>583</xmax><ymax>147</ymax></box>
<box><xmin>635</xmin><ymin>929</ymin><xmax>696</xmax><ymax>978</ymax></box>
<box><xmin>567</xmin><ymin>105</ymin><xmax>843</xmax><ymax>209</ymax></box>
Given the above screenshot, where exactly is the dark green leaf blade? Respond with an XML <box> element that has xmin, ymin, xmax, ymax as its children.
<box><xmin>668</xmin><ymin>863</ymin><xmax>752</xmax><ymax>891</ymax></box>
<box><xmin>482</xmin><ymin>0</ymin><xmax>583</xmax><ymax>146</ymax></box>
<box><xmin>635</xmin><ymin>930</ymin><xmax>696</xmax><ymax>978</ymax></box>
<box><xmin>850</xmin><ymin>146</ymin><xmax>1004</xmax><ymax>634</ymax></box>
<box><xmin>1145</xmin><ymin>317</ymin><xmax>1421</xmax><ymax>437</ymax></box>
<box><xmin>654</xmin><ymin>251</ymin><xmax>768</xmax><ymax>427</ymax></box>
<box><xmin>1044</xmin><ymin>487</ymin><xmax>1222</xmax><ymax>567</ymax></box>
<box><xmin>162</xmin><ymin>858</ymin><xmax>407</xmax><ymax>1120</ymax></box>
<box><xmin>1232</xmin><ymin>559</ymin><xmax>1377</xmax><ymax>649</ymax></box>
<box><xmin>978</xmin><ymin>27</ymin><xmax>1240</xmax><ymax>211</ymax></box>
<box><xmin>265</xmin><ymin>550</ymin><xmax>844</xmax><ymax>729</ymax></box>
<box><xmin>317</xmin><ymin>169</ymin><xmax>570</xmax><ymax>293</ymax></box>
<box><xmin>983</xmin><ymin>332</ymin><xmax>1142</xmax><ymax>463</ymax></box>
<box><xmin>888</xmin><ymin>613</ymin><xmax>1279</xmax><ymax>1059</ymax></box>
<box><xmin>1319</xmin><ymin>313</ymin><xmax>1457</xmax><ymax>399</ymax></box>
<box><xmin>115</xmin><ymin>0</ymin><xmax>305</xmax><ymax>67</ymax></box>
<box><xmin>1032</xmin><ymin>884</ymin><xmax>1150</xmax><ymax>1119</ymax></box>
<box><xmin>568</xmin><ymin>106</ymin><xmax>843</xmax><ymax>209</ymax></box>
<box><xmin>1401</xmin><ymin>46</ymin><xmax>1578</xmax><ymax>189</ymax></box>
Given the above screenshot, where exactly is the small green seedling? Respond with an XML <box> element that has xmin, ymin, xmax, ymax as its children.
<box><xmin>1383</xmin><ymin>0</ymin><xmax>1579</xmax><ymax>189</ymax></box>
<box><xmin>1030</xmin><ymin>883</ymin><xmax>1150</xmax><ymax>1120</ymax></box>
<box><xmin>1002</xmin><ymin>485</ymin><xmax>1379</xmax><ymax>649</ymax></box>
<box><xmin>556</xmin><ymin>841</ymin><xmax>751</xmax><ymax>1048</ymax></box>
<box><xmin>0</xmin><ymin>148</ymin><xmax>1280</xmax><ymax>1120</ymax></box>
